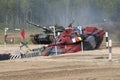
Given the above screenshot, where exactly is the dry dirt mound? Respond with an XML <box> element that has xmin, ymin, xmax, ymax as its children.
<box><xmin>0</xmin><ymin>45</ymin><xmax>120</xmax><ymax>80</ymax></box>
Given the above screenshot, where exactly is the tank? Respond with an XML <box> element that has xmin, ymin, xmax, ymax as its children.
<box><xmin>27</xmin><ymin>21</ymin><xmax>65</xmax><ymax>44</ymax></box>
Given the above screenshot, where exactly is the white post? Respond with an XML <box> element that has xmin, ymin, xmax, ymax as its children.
<box><xmin>50</xmin><ymin>26</ymin><xmax>57</xmax><ymax>55</ymax></box>
<box><xmin>105</xmin><ymin>32</ymin><xmax>109</xmax><ymax>48</ymax></box>
<box><xmin>14</xmin><ymin>28</ymin><xmax>21</xmax><ymax>44</ymax></box>
<box><xmin>78</xmin><ymin>26</ymin><xmax>83</xmax><ymax>53</ymax></box>
<box><xmin>4</xmin><ymin>28</ymin><xmax>9</xmax><ymax>48</ymax></box>
<box><xmin>108</xmin><ymin>39</ymin><xmax>112</xmax><ymax>61</ymax></box>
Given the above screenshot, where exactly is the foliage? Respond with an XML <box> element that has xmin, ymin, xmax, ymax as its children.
<box><xmin>0</xmin><ymin>0</ymin><xmax>120</xmax><ymax>26</ymax></box>
<box><xmin>0</xmin><ymin>0</ymin><xmax>120</xmax><ymax>43</ymax></box>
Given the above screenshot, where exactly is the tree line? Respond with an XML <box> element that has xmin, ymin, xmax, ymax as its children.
<box><xmin>0</xmin><ymin>0</ymin><xmax>120</xmax><ymax>27</ymax></box>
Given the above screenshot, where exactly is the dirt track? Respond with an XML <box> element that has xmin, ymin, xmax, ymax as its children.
<box><xmin>0</xmin><ymin>45</ymin><xmax>120</xmax><ymax>80</ymax></box>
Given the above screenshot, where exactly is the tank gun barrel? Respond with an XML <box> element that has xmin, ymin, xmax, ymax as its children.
<box><xmin>26</xmin><ymin>20</ymin><xmax>42</xmax><ymax>28</ymax></box>
<box><xmin>68</xmin><ymin>20</ymin><xmax>74</xmax><ymax>28</ymax></box>
<box><xmin>26</xmin><ymin>20</ymin><xmax>52</xmax><ymax>33</ymax></box>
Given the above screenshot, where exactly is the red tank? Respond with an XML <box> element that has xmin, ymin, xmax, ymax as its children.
<box><xmin>41</xmin><ymin>26</ymin><xmax>105</xmax><ymax>56</ymax></box>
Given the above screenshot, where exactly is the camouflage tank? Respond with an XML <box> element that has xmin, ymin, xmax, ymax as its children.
<box><xmin>27</xmin><ymin>21</ymin><xmax>65</xmax><ymax>44</ymax></box>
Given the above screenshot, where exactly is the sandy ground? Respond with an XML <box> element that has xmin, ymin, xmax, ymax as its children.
<box><xmin>0</xmin><ymin>44</ymin><xmax>120</xmax><ymax>80</ymax></box>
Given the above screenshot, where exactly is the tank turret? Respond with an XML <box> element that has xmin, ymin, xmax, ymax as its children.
<box><xmin>26</xmin><ymin>21</ymin><xmax>64</xmax><ymax>44</ymax></box>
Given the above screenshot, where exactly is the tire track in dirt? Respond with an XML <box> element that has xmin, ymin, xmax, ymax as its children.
<box><xmin>0</xmin><ymin>65</ymin><xmax>120</xmax><ymax>80</ymax></box>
